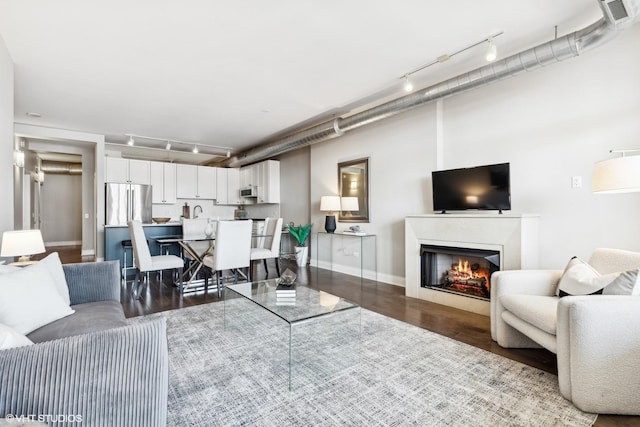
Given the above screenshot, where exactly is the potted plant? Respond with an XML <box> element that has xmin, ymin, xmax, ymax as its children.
<box><xmin>288</xmin><ymin>223</ymin><xmax>312</xmax><ymax>267</ymax></box>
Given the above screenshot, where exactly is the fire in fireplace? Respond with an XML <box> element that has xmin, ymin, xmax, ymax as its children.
<box><xmin>420</xmin><ymin>245</ymin><xmax>500</xmax><ymax>300</ymax></box>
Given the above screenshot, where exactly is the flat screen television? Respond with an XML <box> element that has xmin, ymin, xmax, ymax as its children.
<box><xmin>432</xmin><ymin>162</ymin><xmax>511</xmax><ymax>213</ymax></box>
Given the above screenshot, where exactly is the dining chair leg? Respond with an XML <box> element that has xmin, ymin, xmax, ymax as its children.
<box><xmin>216</xmin><ymin>270</ymin><xmax>222</xmax><ymax>297</ymax></box>
<box><xmin>133</xmin><ymin>270</ymin><xmax>142</xmax><ymax>300</ymax></box>
<box><xmin>178</xmin><ymin>267</ymin><xmax>184</xmax><ymax>294</ymax></box>
<box><xmin>275</xmin><ymin>258</ymin><xmax>281</xmax><ymax>277</ymax></box>
<box><xmin>263</xmin><ymin>259</ymin><xmax>269</xmax><ymax>275</ymax></box>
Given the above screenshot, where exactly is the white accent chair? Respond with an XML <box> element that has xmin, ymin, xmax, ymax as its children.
<box><xmin>250</xmin><ymin>217</ymin><xmax>283</xmax><ymax>280</ymax></box>
<box><xmin>203</xmin><ymin>220</ymin><xmax>252</xmax><ymax>296</ymax></box>
<box><xmin>128</xmin><ymin>220</ymin><xmax>184</xmax><ymax>298</ymax></box>
<box><xmin>491</xmin><ymin>247</ymin><xmax>640</xmax><ymax>414</ymax></box>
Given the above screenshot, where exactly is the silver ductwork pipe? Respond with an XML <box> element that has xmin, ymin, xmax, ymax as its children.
<box><xmin>41</xmin><ymin>161</ymin><xmax>83</xmax><ymax>175</ymax></box>
<box><xmin>224</xmin><ymin>0</ymin><xmax>640</xmax><ymax>168</ymax></box>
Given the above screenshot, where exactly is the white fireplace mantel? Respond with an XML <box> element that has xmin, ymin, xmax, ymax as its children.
<box><xmin>405</xmin><ymin>213</ymin><xmax>540</xmax><ymax>316</ymax></box>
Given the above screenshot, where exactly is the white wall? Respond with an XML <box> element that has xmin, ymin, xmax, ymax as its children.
<box><xmin>309</xmin><ymin>24</ymin><xmax>640</xmax><ymax>285</ymax></box>
<box><xmin>0</xmin><ymin>34</ymin><xmax>13</xmax><ymax>247</ymax></box>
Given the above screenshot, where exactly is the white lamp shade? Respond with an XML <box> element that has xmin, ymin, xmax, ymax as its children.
<box><xmin>593</xmin><ymin>156</ymin><xmax>640</xmax><ymax>194</ymax></box>
<box><xmin>1</xmin><ymin>230</ymin><xmax>46</xmax><ymax>257</ymax></box>
<box><xmin>341</xmin><ymin>196</ymin><xmax>359</xmax><ymax>211</ymax></box>
<box><xmin>320</xmin><ymin>196</ymin><xmax>341</xmax><ymax>212</ymax></box>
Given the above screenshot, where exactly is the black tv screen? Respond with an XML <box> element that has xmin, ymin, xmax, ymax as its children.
<box><xmin>432</xmin><ymin>163</ymin><xmax>511</xmax><ymax>212</ymax></box>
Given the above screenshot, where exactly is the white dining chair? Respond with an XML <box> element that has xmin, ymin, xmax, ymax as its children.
<box><xmin>250</xmin><ymin>217</ymin><xmax>283</xmax><ymax>280</ymax></box>
<box><xmin>203</xmin><ymin>220</ymin><xmax>252</xmax><ymax>296</ymax></box>
<box><xmin>128</xmin><ymin>220</ymin><xmax>184</xmax><ymax>298</ymax></box>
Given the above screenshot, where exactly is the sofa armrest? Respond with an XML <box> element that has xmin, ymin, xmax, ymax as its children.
<box><xmin>490</xmin><ymin>269</ymin><xmax>562</xmax><ymax>343</ymax></box>
<box><xmin>557</xmin><ymin>296</ymin><xmax>640</xmax><ymax>414</ymax></box>
<box><xmin>0</xmin><ymin>318</ymin><xmax>168</xmax><ymax>426</ymax></box>
<box><xmin>63</xmin><ymin>261</ymin><xmax>120</xmax><ymax>305</ymax></box>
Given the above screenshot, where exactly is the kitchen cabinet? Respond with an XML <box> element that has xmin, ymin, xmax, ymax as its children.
<box><xmin>150</xmin><ymin>161</ymin><xmax>176</xmax><ymax>204</ymax></box>
<box><xmin>105</xmin><ymin>158</ymin><xmax>150</xmax><ymax>185</ymax></box>
<box><xmin>255</xmin><ymin>160</ymin><xmax>280</xmax><ymax>203</ymax></box>
<box><xmin>215</xmin><ymin>167</ymin><xmax>228</xmax><ymax>205</ymax></box>
<box><xmin>176</xmin><ymin>164</ymin><xmax>217</xmax><ymax>200</ymax></box>
<box><xmin>226</xmin><ymin>168</ymin><xmax>242</xmax><ymax>205</ymax></box>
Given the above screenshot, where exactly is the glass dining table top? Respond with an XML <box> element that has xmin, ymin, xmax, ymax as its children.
<box><xmin>225</xmin><ymin>279</ymin><xmax>359</xmax><ymax>324</ymax></box>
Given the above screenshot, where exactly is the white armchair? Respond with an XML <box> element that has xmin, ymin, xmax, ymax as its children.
<box><xmin>491</xmin><ymin>248</ymin><xmax>640</xmax><ymax>414</ymax></box>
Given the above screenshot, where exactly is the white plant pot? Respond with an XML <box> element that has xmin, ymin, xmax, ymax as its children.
<box><xmin>294</xmin><ymin>246</ymin><xmax>308</xmax><ymax>267</ymax></box>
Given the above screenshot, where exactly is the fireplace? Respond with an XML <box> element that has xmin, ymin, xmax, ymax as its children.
<box><xmin>420</xmin><ymin>245</ymin><xmax>500</xmax><ymax>301</ymax></box>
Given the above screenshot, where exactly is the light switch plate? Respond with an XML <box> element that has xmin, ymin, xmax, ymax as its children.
<box><xmin>571</xmin><ymin>176</ymin><xmax>582</xmax><ymax>188</ymax></box>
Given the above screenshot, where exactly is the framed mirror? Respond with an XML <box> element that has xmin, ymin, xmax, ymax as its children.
<box><xmin>338</xmin><ymin>157</ymin><xmax>369</xmax><ymax>222</ymax></box>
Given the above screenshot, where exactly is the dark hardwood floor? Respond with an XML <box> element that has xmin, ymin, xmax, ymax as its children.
<box><xmin>47</xmin><ymin>245</ymin><xmax>639</xmax><ymax>427</ymax></box>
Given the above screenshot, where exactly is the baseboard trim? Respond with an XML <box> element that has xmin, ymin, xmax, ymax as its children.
<box><xmin>81</xmin><ymin>249</ymin><xmax>95</xmax><ymax>256</ymax></box>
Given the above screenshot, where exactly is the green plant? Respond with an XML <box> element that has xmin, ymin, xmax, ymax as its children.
<box><xmin>288</xmin><ymin>223</ymin><xmax>312</xmax><ymax>247</ymax></box>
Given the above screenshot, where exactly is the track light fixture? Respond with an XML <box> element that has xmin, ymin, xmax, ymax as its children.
<box><xmin>485</xmin><ymin>37</ymin><xmax>497</xmax><ymax>62</ymax></box>
<box><xmin>115</xmin><ymin>134</ymin><xmax>233</xmax><ymax>157</ymax></box>
<box><xmin>403</xmin><ymin>75</ymin><xmax>413</xmax><ymax>92</ymax></box>
<box><xmin>400</xmin><ymin>31</ymin><xmax>503</xmax><ymax>90</ymax></box>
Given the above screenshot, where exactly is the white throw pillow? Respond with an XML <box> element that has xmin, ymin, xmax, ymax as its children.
<box><xmin>557</xmin><ymin>256</ymin><xmax>640</xmax><ymax>297</ymax></box>
<box><xmin>0</xmin><ymin>323</ymin><xmax>33</xmax><ymax>350</ymax></box>
<box><xmin>34</xmin><ymin>252</ymin><xmax>71</xmax><ymax>305</ymax></box>
<box><xmin>0</xmin><ymin>261</ymin><xmax>74</xmax><ymax>334</ymax></box>
<box><xmin>0</xmin><ymin>265</ymin><xmax>20</xmax><ymax>274</ymax></box>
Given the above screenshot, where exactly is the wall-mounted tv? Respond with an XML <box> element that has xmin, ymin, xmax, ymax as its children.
<box><xmin>432</xmin><ymin>162</ymin><xmax>511</xmax><ymax>213</ymax></box>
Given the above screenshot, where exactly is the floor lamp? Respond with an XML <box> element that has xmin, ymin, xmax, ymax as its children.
<box><xmin>593</xmin><ymin>151</ymin><xmax>640</xmax><ymax>194</ymax></box>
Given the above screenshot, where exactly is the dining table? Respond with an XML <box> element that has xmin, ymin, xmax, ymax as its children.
<box><xmin>154</xmin><ymin>231</ymin><xmax>272</xmax><ymax>293</ymax></box>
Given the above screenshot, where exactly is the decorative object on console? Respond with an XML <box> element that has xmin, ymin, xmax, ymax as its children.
<box><xmin>320</xmin><ymin>196</ymin><xmax>341</xmax><ymax>233</ymax></box>
<box><xmin>288</xmin><ymin>224</ymin><xmax>312</xmax><ymax>267</ymax></box>
<box><xmin>593</xmin><ymin>150</ymin><xmax>640</xmax><ymax>193</ymax></box>
<box><xmin>0</xmin><ymin>229</ymin><xmax>46</xmax><ymax>265</ymax></box>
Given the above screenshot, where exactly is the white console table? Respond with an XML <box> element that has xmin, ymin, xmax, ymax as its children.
<box><xmin>315</xmin><ymin>231</ymin><xmax>377</xmax><ymax>284</ymax></box>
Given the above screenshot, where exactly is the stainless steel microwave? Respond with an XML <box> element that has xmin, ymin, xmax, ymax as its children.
<box><xmin>240</xmin><ymin>186</ymin><xmax>257</xmax><ymax>197</ymax></box>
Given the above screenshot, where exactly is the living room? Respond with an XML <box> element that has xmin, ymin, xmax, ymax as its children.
<box><xmin>2</xmin><ymin>1</ymin><xmax>640</xmax><ymax>426</ymax></box>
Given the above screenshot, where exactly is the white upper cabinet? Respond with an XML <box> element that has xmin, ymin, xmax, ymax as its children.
<box><xmin>256</xmin><ymin>160</ymin><xmax>280</xmax><ymax>204</ymax></box>
<box><xmin>215</xmin><ymin>167</ymin><xmax>228</xmax><ymax>205</ymax></box>
<box><xmin>176</xmin><ymin>164</ymin><xmax>217</xmax><ymax>200</ymax></box>
<box><xmin>226</xmin><ymin>168</ymin><xmax>242</xmax><ymax>205</ymax></box>
<box><xmin>150</xmin><ymin>161</ymin><xmax>176</xmax><ymax>204</ymax></box>
<box><xmin>105</xmin><ymin>158</ymin><xmax>150</xmax><ymax>185</ymax></box>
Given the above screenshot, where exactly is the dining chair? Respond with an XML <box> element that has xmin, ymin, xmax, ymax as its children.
<box><xmin>203</xmin><ymin>220</ymin><xmax>252</xmax><ymax>296</ymax></box>
<box><xmin>128</xmin><ymin>220</ymin><xmax>184</xmax><ymax>298</ymax></box>
<box><xmin>250</xmin><ymin>217</ymin><xmax>283</xmax><ymax>280</ymax></box>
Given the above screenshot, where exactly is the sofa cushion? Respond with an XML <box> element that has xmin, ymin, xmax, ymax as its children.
<box><xmin>0</xmin><ymin>323</ymin><xmax>33</xmax><ymax>350</ymax></box>
<box><xmin>27</xmin><ymin>300</ymin><xmax>128</xmax><ymax>343</ymax></box>
<box><xmin>0</xmin><ymin>261</ymin><xmax>75</xmax><ymax>335</ymax></box>
<box><xmin>557</xmin><ymin>256</ymin><xmax>640</xmax><ymax>297</ymax></box>
<box><xmin>500</xmin><ymin>295</ymin><xmax>559</xmax><ymax>336</ymax></box>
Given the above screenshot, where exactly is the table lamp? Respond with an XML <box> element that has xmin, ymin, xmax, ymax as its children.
<box><xmin>320</xmin><ymin>196</ymin><xmax>341</xmax><ymax>233</ymax></box>
<box><xmin>341</xmin><ymin>197</ymin><xmax>359</xmax><ymax>217</ymax></box>
<box><xmin>1</xmin><ymin>229</ymin><xmax>46</xmax><ymax>265</ymax></box>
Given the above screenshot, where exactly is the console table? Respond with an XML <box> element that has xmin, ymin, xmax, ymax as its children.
<box><xmin>315</xmin><ymin>231</ymin><xmax>377</xmax><ymax>284</ymax></box>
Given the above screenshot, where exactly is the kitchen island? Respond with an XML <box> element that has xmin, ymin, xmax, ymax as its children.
<box><xmin>104</xmin><ymin>223</ymin><xmax>183</xmax><ymax>270</ymax></box>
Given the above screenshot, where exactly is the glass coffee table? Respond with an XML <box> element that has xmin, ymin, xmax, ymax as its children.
<box><xmin>224</xmin><ymin>279</ymin><xmax>361</xmax><ymax>390</ymax></box>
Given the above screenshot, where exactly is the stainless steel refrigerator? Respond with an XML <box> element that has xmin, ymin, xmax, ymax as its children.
<box><xmin>105</xmin><ymin>183</ymin><xmax>153</xmax><ymax>225</ymax></box>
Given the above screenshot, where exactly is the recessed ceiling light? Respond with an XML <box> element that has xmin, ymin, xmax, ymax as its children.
<box><xmin>26</xmin><ymin>112</ymin><xmax>42</xmax><ymax>118</ymax></box>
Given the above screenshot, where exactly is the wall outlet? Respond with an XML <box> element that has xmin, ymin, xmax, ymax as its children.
<box><xmin>571</xmin><ymin>176</ymin><xmax>582</xmax><ymax>188</ymax></box>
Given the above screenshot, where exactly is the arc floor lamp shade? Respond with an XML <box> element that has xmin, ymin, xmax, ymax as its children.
<box><xmin>593</xmin><ymin>155</ymin><xmax>640</xmax><ymax>193</ymax></box>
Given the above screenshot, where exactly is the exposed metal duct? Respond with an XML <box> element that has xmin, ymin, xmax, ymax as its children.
<box><xmin>40</xmin><ymin>160</ymin><xmax>83</xmax><ymax>175</ymax></box>
<box><xmin>224</xmin><ymin>0</ymin><xmax>640</xmax><ymax>168</ymax></box>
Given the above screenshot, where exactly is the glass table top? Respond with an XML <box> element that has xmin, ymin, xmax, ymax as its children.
<box><xmin>225</xmin><ymin>279</ymin><xmax>359</xmax><ymax>324</ymax></box>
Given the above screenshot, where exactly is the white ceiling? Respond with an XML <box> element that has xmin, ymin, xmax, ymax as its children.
<box><xmin>0</xmin><ymin>1</ymin><xmax>602</xmax><ymax>156</ymax></box>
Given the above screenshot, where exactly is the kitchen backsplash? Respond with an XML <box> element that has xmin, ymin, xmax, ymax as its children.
<box><xmin>151</xmin><ymin>200</ymin><xmax>280</xmax><ymax>221</ymax></box>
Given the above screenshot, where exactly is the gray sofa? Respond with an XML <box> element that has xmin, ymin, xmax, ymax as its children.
<box><xmin>0</xmin><ymin>261</ymin><xmax>168</xmax><ymax>426</ymax></box>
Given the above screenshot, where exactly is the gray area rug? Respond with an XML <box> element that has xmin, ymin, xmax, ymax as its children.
<box><xmin>134</xmin><ymin>299</ymin><xmax>596</xmax><ymax>426</ymax></box>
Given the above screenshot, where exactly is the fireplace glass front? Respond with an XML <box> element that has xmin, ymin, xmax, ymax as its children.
<box><xmin>420</xmin><ymin>245</ymin><xmax>500</xmax><ymax>301</ymax></box>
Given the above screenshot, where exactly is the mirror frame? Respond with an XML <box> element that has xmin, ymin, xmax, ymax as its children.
<box><xmin>338</xmin><ymin>157</ymin><xmax>369</xmax><ymax>223</ymax></box>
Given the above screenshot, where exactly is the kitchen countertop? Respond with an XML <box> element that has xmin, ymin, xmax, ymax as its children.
<box><xmin>105</xmin><ymin>222</ymin><xmax>182</xmax><ymax>228</ymax></box>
